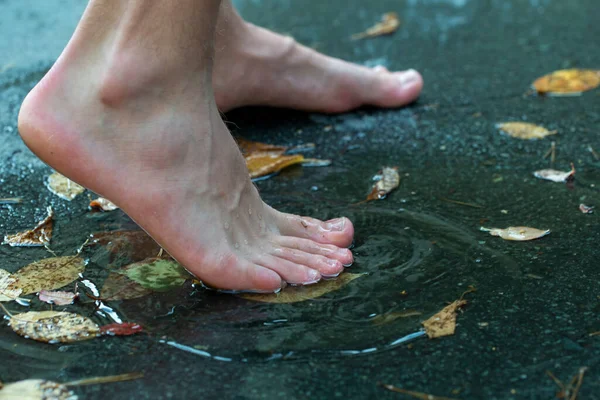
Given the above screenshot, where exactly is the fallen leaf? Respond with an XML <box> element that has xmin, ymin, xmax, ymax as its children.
<box><xmin>496</xmin><ymin>122</ymin><xmax>557</xmax><ymax>140</ymax></box>
<box><xmin>3</xmin><ymin>206</ymin><xmax>53</xmax><ymax>247</ymax></box>
<box><xmin>38</xmin><ymin>290</ymin><xmax>78</xmax><ymax>306</ymax></box>
<box><xmin>371</xmin><ymin>310</ymin><xmax>422</xmax><ymax>326</ymax></box>
<box><xmin>533</xmin><ymin>69</ymin><xmax>600</xmax><ymax>96</ymax></box>
<box><xmin>45</xmin><ymin>172</ymin><xmax>85</xmax><ymax>201</ymax></box>
<box><xmin>0</xmin><ymin>269</ymin><xmax>22</xmax><ymax>302</ymax></box>
<box><xmin>100</xmin><ymin>322</ymin><xmax>143</xmax><ymax>336</ymax></box>
<box><xmin>351</xmin><ymin>12</ymin><xmax>400</xmax><ymax>40</ymax></box>
<box><xmin>422</xmin><ymin>299</ymin><xmax>467</xmax><ymax>339</ymax></box>
<box><xmin>0</xmin><ymin>379</ymin><xmax>76</xmax><ymax>400</ymax></box>
<box><xmin>236</xmin><ymin>137</ymin><xmax>288</xmax><ymax>155</ymax></box>
<box><xmin>533</xmin><ymin>163</ymin><xmax>576</xmax><ymax>183</ymax></box>
<box><xmin>89</xmin><ymin>197</ymin><xmax>118</xmax><ymax>211</ymax></box>
<box><xmin>245</xmin><ymin>153</ymin><xmax>306</xmax><ymax>179</ymax></box>
<box><xmin>366</xmin><ymin>167</ymin><xmax>400</xmax><ymax>201</ymax></box>
<box><xmin>90</xmin><ymin>230</ymin><xmax>162</xmax><ymax>265</ymax></box>
<box><xmin>380</xmin><ymin>383</ymin><xmax>459</xmax><ymax>400</ymax></box>
<box><xmin>9</xmin><ymin>311</ymin><xmax>99</xmax><ymax>343</ymax></box>
<box><xmin>240</xmin><ymin>273</ymin><xmax>364</xmax><ymax>303</ymax></box>
<box><xmin>100</xmin><ymin>272</ymin><xmax>152</xmax><ymax>300</ymax></box>
<box><xmin>480</xmin><ymin>226</ymin><xmax>550</xmax><ymax>241</ymax></box>
<box><xmin>121</xmin><ymin>258</ymin><xmax>192</xmax><ymax>291</ymax></box>
<box><xmin>8</xmin><ymin>256</ymin><xmax>85</xmax><ymax>295</ymax></box>
<box><xmin>579</xmin><ymin>204</ymin><xmax>593</xmax><ymax>214</ymax></box>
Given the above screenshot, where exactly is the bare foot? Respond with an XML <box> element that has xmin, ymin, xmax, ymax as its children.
<box><xmin>18</xmin><ymin>0</ymin><xmax>354</xmax><ymax>293</ymax></box>
<box><xmin>214</xmin><ymin>2</ymin><xmax>423</xmax><ymax>113</ymax></box>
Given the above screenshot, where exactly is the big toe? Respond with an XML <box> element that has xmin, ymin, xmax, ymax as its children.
<box><xmin>366</xmin><ymin>68</ymin><xmax>424</xmax><ymax>108</ymax></box>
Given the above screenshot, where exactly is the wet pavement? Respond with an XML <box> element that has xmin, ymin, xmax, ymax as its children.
<box><xmin>1</xmin><ymin>0</ymin><xmax>600</xmax><ymax>399</ymax></box>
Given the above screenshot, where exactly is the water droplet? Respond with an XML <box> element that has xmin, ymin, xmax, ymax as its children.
<box><xmin>234</xmin><ymin>243</ymin><xmax>240</xmax><ymax>249</ymax></box>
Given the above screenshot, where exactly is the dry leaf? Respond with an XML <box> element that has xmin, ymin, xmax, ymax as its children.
<box><xmin>480</xmin><ymin>226</ymin><xmax>550</xmax><ymax>241</ymax></box>
<box><xmin>89</xmin><ymin>197</ymin><xmax>118</xmax><ymax>211</ymax></box>
<box><xmin>100</xmin><ymin>272</ymin><xmax>152</xmax><ymax>300</ymax></box>
<box><xmin>45</xmin><ymin>172</ymin><xmax>85</xmax><ymax>201</ymax></box>
<box><xmin>579</xmin><ymin>204</ymin><xmax>593</xmax><ymax>214</ymax></box>
<box><xmin>351</xmin><ymin>12</ymin><xmax>400</xmax><ymax>40</ymax></box>
<box><xmin>245</xmin><ymin>153</ymin><xmax>306</xmax><ymax>179</ymax></box>
<box><xmin>9</xmin><ymin>311</ymin><xmax>99</xmax><ymax>343</ymax></box>
<box><xmin>367</xmin><ymin>167</ymin><xmax>400</xmax><ymax>201</ymax></box>
<box><xmin>0</xmin><ymin>269</ymin><xmax>22</xmax><ymax>302</ymax></box>
<box><xmin>100</xmin><ymin>322</ymin><xmax>143</xmax><ymax>336</ymax></box>
<box><xmin>3</xmin><ymin>206</ymin><xmax>53</xmax><ymax>247</ymax></box>
<box><xmin>8</xmin><ymin>256</ymin><xmax>85</xmax><ymax>295</ymax></box>
<box><xmin>496</xmin><ymin>122</ymin><xmax>557</xmax><ymax>140</ymax></box>
<box><xmin>422</xmin><ymin>299</ymin><xmax>467</xmax><ymax>339</ymax></box>
<box><xmin>533</xmin><ymin>163</ymin><xmax>575</xmax><ymax>182</ymax></box>
<box><xmin>38</xmin><ymin>290</ymin><xmax>78</xmax><ymax>306</ymax></box>
<box><xmin>0</xmin><ymin>379</ymin><xmax>76</xmax><ymax>400</ymax></box>
<box><xmin>533</xmin><ymin>69</ymin><xmax>600</xmax><ymax>96</ymax></box>
<box><xmin>240</xmin><ymin>273</ymin><xmax>364</xmax><ymax>303</ymax></box>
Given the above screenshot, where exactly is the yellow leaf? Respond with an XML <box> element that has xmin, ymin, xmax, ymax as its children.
<box><xmin>245</xmin><ymin>153</ymin><xmax>306</xmax><ymax>179</ymax></box>
<box><xmin>351</xmin><ymin>12</ymin><xmax>400</xmax><ymax>40</ymax></box>
<box><xmin>533</xmin><ymin>69</ymin><xmax>600</xmax><ymax>96</ymax></box>
<box><xmin>240</xmin><ymin>272</ymin><xmax>364</xmax><ymax>303</ymax></box>
<box><xmin>0</xmin><ymin>379</ymin><xmax>75</xmax><ymax>400</ymax></box>
<box><xmin>0</xmin><ymin>269</ymin><xmax>22</xmax><ymax>302</ymax></box>
<box><xmin>8</xmin><ymin>256</ymin><xmax>85</xmax><ymax>295</ymax></box>
<box><xmin>9</xmin><ymin>311</ymin><xmax>99</xmax><ymax>343</ymax></box>
<box><xmin>480</xmin><ymin>226</ymin><xmax>550</xmax><ymax>241</ymax></box>
<box><xmin>496</xmin><ymin>122</ymin><xmax>556</xmax><ymax>140</ymax></box>
<box><xmin>3</xmin><ymin>206</ymin><xmax>53</xmax><ymax>247</ymax></box>
<box><xmin>366</xmin><ymin>167</ymin><xmax>400</xmax><ymax>201</ymax></box>
<box><xmin>422</xmin><ymin>300</ymin><xmax>467</xmax><ymax>339</ymax></box>
<box><xmin>236</xmin><ymin>137</ymin><xmax>288</xmax><ymax>155</ymax></box>
<box><xmin>45</xmin><ymin>172</ymin><xmax>85</xmax><ymax>201</ymax></box>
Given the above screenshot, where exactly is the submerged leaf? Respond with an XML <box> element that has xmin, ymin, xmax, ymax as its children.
<box><xmin>100</xmin><ymin>322</ymin><xmax>143</xmax><ymax>336</ymax></box>
<box><xmin>367</xmin><ymin>167</ymin><xmax>400</xmax><ymax>201</ymax></box>
<box><xmin>533</xmin><ymin>163</ymin><xmax>575</xmax><ymax>183</ymax></box>
<box><xmin>121</xmin><ymin>258</ymin><xmax>192</xmax><ymax>291</ymax></box>
<box><xmin>9</xmin><ymin>311</ymin><xmax>99</xmax><ymax>343</ymax></box>
<box><xmin>90</xmin><ymin>230</ymin><xmax>162</xmax><ymax>265</ymax></box>
<box><xmin>0</xmin><ymin>379</ymin><xmax>76</xmax><ymax>400</ymax></box>
<box><xmin>496</xmin><ymin>122</ymin><xmax>557</xmax><ymax>140</ymax></box>
<box><xmin>241</xmin><ymin>273</ymin><xmax>364</xmax><ymax>303</ymax></box>
<box><xmin>351</xmin><ymin>12</ymin><xmax>400</xmax><ymax>40</ymax></box>
<box><xmin>480</xmin><ymin>226</ymin><xmax>550</xmax><ymax>241</ymax></box>
<box><xmin>422</xmin><ymin>300</ymin><xmax>467</xmax><ymax>339</ymax></box>
<box><xmin>38</xmin><ymin>289</ymin><xmax>78</xmax><ymax>306</ymax></box>
<box><xmin>533</xmin><ymin>69</ymin><xmax>600</xmax><ymax>96</ymax></box>
<box><xmin>9</xmin><ymin>256</ymin><xmax>85</xmax><ymax>295</ymax></box>
<box><xmin>45</xmin><ymin>172</ymin><xmax>85</xmax><ymax>201</ymax></box>
<box><xmin>245</xmin><ymin>153</ymin><xmax>305</xmax><ymax>179</ymax></box>
<box><xmin>100</xmin><ymin>272</ymin><xmax>152</xmax><ymax>300</ymax></box>
<box><xmin>0</xmin><ymin>269</ymin><xmax>22</xmax><ymax>302</ymax></box>
<box><xmin>89</xmin><ymin>197</ymin><xmax>118</xmax><ymax>211</ymax></box>
<box><xmin>3</xmin><ymin>206</ymin><xmax>53</xmax><ymax>247</ymax></box>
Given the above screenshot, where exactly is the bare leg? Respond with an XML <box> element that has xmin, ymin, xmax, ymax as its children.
<box><xmin>18</xmin><ymin>0</ymin><xmax>354</xmax><ymax>292</ymax></box>
<box><xmin>213</xmin><ymin>0</ymin><xmax>423</xmax><ymax>113</ymax></box>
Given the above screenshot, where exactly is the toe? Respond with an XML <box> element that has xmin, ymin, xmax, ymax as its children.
<box><xmin>367</xmin><ymin>68</ymin><xmax>424</xmax><ymax>108</ymax></box>
<box><xmin>269</xmin><ymin>246</ymin><xmax>345</xmax><ymax>278</ymax></box>
<box><xmin>272</xmin><ymin>236</ymin><xmax>354</xmax><ymax>266</ymax></box>
<box><xmin>254</xmin><ymin>254</ymin><xmax>322</xmax><ymax>285</ymax></box>
<box><xmin>274</xmin><ymin>212</ymin><xmax>355</xmax><ymax>248</ymax></box>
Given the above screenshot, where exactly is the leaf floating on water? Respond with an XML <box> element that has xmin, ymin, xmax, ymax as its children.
<box><xmin>100</xmin><ymin>322</ymin><xmax>143</xmax><ymax>336</ymax></box>
<box><xmin>121</xmin><ymin>258</ymin><xmax>192</xmax><ymax>292</ymax></box>
<box><xmin>366</xmin><ymin>167</ymin><xmax>400</xmax><ymax>201</ymax></box>
<box><xmin>100</xmin><ymin>272</ymin><xmax>152</xmax><ymax>301</ymax></box>
<box><xmin>532</xmin><ymin>69</ymin><xmax>600</xmax><ymax>96</ymax></box>
<box><xmin>38</xmin><ymin>289</ymin><xmax>78</xmax><ymax>306</ymax></box>
<box><xmin>9</xmin><ymin>311</ymin><xmax>99</xmax><ymax>343</ymax></box>
<box><xmin>0</xmin><ymin>379</ymin><xmax>77</xmax><ymax>400</ymax></box>
<box><xmin>533</xmin><ymin>163</ymin><xmax>575</xmax><ymax>183</ymax></box>
<box><xmin>45</xmin><ymin>172</ymin><xmax>85</xmax><ymax>201</ymax></box>
<box><xmin>480</xmin><ymin>226</ymin><xmax>550</xmax><ymax>241</ymax></box>
<box><xmin>245</xmin><ymin>153</ymin><xmax>306</xmax><ymax>179</ymax></box>
<box><xmin>9</xmin><ymin>256</ymin><xmax>85</xmax><ymax>295</ymax></box>
<box><xmin>89</xmin><ymin>197</ymin><xmax>118</xmax><ymax>211</ymax></box>
<box><xmin>240</xmin><ymin>273</ymin><xmax>365</xmax><ymax>303</ymax></box>
<box><xmin>0</xmin><ymin>269</ymin><xmax>22</xmax><ymax>302</ymax></box>
<box><xmin>579</xmin><ymin>204</ymin><xmax>593</xmax><ymax>214</ymax></box>
<box><xmin>351</xmin><ymin>12</ymin><xmax>400</xmax><ymax>40</ymax></box>
<box><xmin>422</xmin><ymin>299</ymin><xmax>467</xmax><ymax>339</ymax></box>
<box><xmin>3</xmin><ymin>206</ymin><xmax>53</xmax><ymax>247</ymax></box>
<box><xmin>496</xmin><ymin>122</ymin><xmax>557</xmax><ymax>140</ymax></box>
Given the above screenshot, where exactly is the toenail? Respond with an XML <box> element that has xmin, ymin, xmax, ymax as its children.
<box><xmin>308</xmin><ymin>269</ymin><xmax>321</xmax><ymax>281</ymax></box>
<box><xmin>327</xmin><ymin>258</ymin><xmax>340</xmax><ymax>267</ymax></box>
<box><xmin>397</xmin><ymin>69</ymin><xmax>420</xmax><ymax>85</ymax></box>
<box><xmin>326</xmin><ymin>218</ymin><xmax>345</xmax><ymax>231</ymax></box>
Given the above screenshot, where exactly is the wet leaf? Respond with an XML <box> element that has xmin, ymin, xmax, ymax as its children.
<box><xmin>0</xmin><ymin>269</ymin><xmax>22</xmax><ymax>302</ymax></box>
<box><xmin>480</xmin><ymin>226</ymin><xmax>550</xmax><ymax>241</ymax></box>
<box><xmin>3</xmin><ymin>206</ymin><xmax>53</xmax><ymax>247</ymax></box>
<box><xmin>9</xmin><ymin>311</ymin><xmax>99</xmax><ymax>343</ymax></box>
<box><xmin>496</xmin><ymin>122</ymin><xmax>557</xmax><ymax>140</ymax></box>
<box><xmin>0</xmin><ymin>379</ymin><xmax>76</xmax><ymax>400</ymax></box>
<box><xmin>240</xmin><ymin>273</ymin><xmax>364</xmax><ymax>303</ymax></box>
<box><xmin>422</xmin><ymin>299</ymin><xmax>467</xmax><ymax>339</ymax></box>
<box><xmin>45</xmin><ymin>172</ymin><xmax>85</xmax><ymax>201</ymax></box>
<box><xmin>533</xmin><ymin>163</ymin><xmax>576</xmax><ymax>183</ymax></box>
<box><xmin>371</xmin><ymin>310</ymin><xmax>422</xmax><ymax>326</ymax></box>
<box><xmin>100</xmin><ymin>272</ymin><xmax>152</xmax><ymax>300</ymax></box>
<box><xmin>100</xmin><ymin>322</ymin><xmax>143</xmax><ymax>336</ymax></box>
<box><xmin>351</xmin><ymin>12</ymin><xmax>400</xmax><ymax>40</ymax></box>
<box><xmin>8</xmin><ymin>256</ymin><xmax>85</xmax><ymax>295</ymax></box>
<box><xmin>38</xmin><ymin>290</ymin><xmax>78</xmax><ymax>306</ymax></box>
<box><xmin>90</xmin><ymin>230</ymin><xmax>162</xmax><ymax>265</ymax></box>
<box><xmin>121</xmin><ymin>258</ymin><xmax>192</xmax><ymax>291</ymax></box>
<box><xmin>89</xmin><ymin>197</ymin><xmax>118</xmax><ymax>211</ymax></box>
<box><xmin>532</xmin><ymin>69</ymin><xmax>600</xmax><ymax>96</ymax></box>
<box><xmin>236</xmin><ymin>137</ymin><xmax>288</xmax><ymax>155</ymax></box>
<box><xmin>366</xmin><ymin>167</ymin><xmax>400</xmax><ymax>201</ymax></box>
<box><xmin>579</xmin><ymin>204</ymin><xmax>593</xmax><ymax>214</ymax></box>
<box><xmin>245</xmin><ymin>153</ymin><xmax>306</xmax><ymax>179</ymax></box>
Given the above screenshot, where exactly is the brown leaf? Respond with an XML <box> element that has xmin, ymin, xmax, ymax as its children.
<box><xmin>100</xmin><ymin>272</ymin><xmax>152</xmax><ymax>300</ymax></box>
<box><xmin>533</xmin><ymin>69</ymin><xmax>600</xmax><ymax>96</ymax></box>
<box><xmin>0</xmin><ymin>269</ymin><xmax>22</xmax><ymax>302</ymax></box>
<box><xmin>100</xmin><ymin>322</ymin><xmax>143</xmax><ymax>336</ymax></box>
<box><xmin>9</xmin><ymin>311</ymin><xmax>99</xmax><ymax>343</ymax></box>
<box><xmin>351</xmin><ymin>12</ymin><xmax>400</xmax><ymax>40</ymax></box>
<box><xmin>480</xmin><ymin>226</ymin><xmax>550</xmax><ymax>241</ymax></box>
<box><xmin>367</xmin><ymin>167</ymin><xmax>400</xmax><ymax>201</ymax></box>
<box><xmin>8</xmin><ymin>256</ymin><xmax>85</xmax><ymax>295</ymax></box>
<box><xmin>240</xmin><ymin>273</ymin><xmax>365</xmax><ymax>303</ymax></box>
<box><xmin>45</xmin><ymin>172</ymin><xmax>85</xmax><ymax>201</ymax></box>
<box><xmin>3</xmin><ymin>206</ymin><xmax>53</xmax><ymax>247</ymax></box>
<box><xmin>534</xmin><ymin>163</ymin><xmax>576</xmax><ymax>183</ymax></box>
<box><xmin>38</xmin><ymin>289</ymin><xmax>78</xmax><ymax>306</ymax></box>
<box><xmin>496</xmin><ymin>122</ymin><xmax>557</xmax><ymax>140</ymax></box>
<box><xmin>89</xmin><ymin>197</ymin><xmax>118</xmax><ymax>211</ymax></box>
<box><xmin>0</xmin><ymin>379</ymin><xmax>75</xmax><ymax>400</ymax></box>
<box><xmin>422</xmin><ymin>300</ymin><xmax>467</xmax><ymax>339</ymax></box>
<box><xmin>245</xmin><ymin>153</ymin><xmax>306</xmax><ymax>179</ymax></box>
<box><xmin>90</xmin><ymin>230</ymin><xmax>163</xmax><ymax>264</ymax></box>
